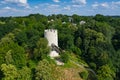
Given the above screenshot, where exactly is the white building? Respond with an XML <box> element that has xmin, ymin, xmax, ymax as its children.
<box><xmin>44</xmin><ymin>29</ymin><xmax>59</xmax><ymax>58</ymax></box>
<box><xmin>80</xmin><ymin>21</ymin><xmax>86</xmax><ymax>25</ymax></box>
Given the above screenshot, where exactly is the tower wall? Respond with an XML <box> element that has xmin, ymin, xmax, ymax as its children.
<box><xmin>44</xmin><ymin>29</ymin><xmax>58</xmax><ymax>47</ymax></box>
<box><xmin>44</xmin><ymin>29</ymin><xmax>59</xmax><ymax>58</ymax></box>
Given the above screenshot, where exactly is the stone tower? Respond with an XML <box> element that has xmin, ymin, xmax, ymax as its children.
<box><xmin>44</xmin><ymin>29</ymin><xmax>59</xmax><ymax>58</ymax></box>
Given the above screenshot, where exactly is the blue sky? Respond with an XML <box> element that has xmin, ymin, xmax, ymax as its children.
<box><xmin>0</xmin><ymin>0</ymin><xmax>120</xmax><ymax>16</ymax></box>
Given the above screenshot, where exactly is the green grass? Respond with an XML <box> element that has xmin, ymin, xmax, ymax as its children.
<box><xmin>60</xmin><ymin>52</ymin><xmax>88</xmax><ymax>68</ymax></box>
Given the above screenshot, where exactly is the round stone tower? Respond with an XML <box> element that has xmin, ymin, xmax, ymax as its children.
<box><xmin>44</xmin><ymin>29</ymin><xmax>59</xmax><ymax>58</ymax></box>
<box><xmin>44</xmin><ymin>29</ymin><xmax>58</xmax><ymax>46</ymax></box>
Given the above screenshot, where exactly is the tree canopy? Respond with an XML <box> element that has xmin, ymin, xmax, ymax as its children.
<box><xmin>0</xmin><ymin>14</ymin><xmax>120</xmax><ymax>80</ymax></box>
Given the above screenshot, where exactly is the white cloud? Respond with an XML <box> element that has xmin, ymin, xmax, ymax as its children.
<box><xmin>48</xmin><ymin>4</ymin><xmax>60</xmax><ymax>11</ymax></box>
<box><xmin>3</xmin><ymin>6</ymin><xmax>11</xmax><ymax>9</ymax></box>
<box><xmin>53</xmin><ymin>0</ymin><xmax>60</xmax><ymax>3</ymax></box>
<box><xmin>2</xmin><ymin>0</ymin><xmax>27</xmax><ymax>4</ymax></box>
<box><xmin>92</xmin><ymin>2</ymin><xmax>99</xmax><ymax>8</ymax></box>
<box><xmin>19</xmin><ymin>0</ymin><xmax>27</xmax><ymax>4</ymax></box>
<box><xmin>0</xmin><ymin>6</ymin><xmax>32</xmax><ymax>16</ymax></box>
<box><xmin>48</xmin><ymin>4</ymin><xmax>60</xmax><ymax>8</ymax></box>
<box><xmin>2</xmin><ymin>6</ymin><xmax>19</xmax><ymax>12</ymax></box>
<box><xmin>41</xmin><ymin>4</ymin><xmax>61</xmax><ymax>14</ymax></box>
<box><xmin>72</xmin><ymin>5</ymin><xmax>81</xmax><ymax>7</ymax></box>
<box><xmin>111</xmin><ymin>1</ymin><xmax>120</xmax><ymax>9</ymax></box>
<box><xmin>34</xmin><ymin>6</ymin><xmax>39</xmax><ymax>9</ymax></box>
<box><xmin>112</xmin><ymin>1</ymin><xmax>120</xmax><ymax>5</ymax></box>
<box><xmin>92</xmin><ymin>1</ymin><xmax>120</xmax><ymax>10</ymax></box>
<box><xmin>101</xmin><ymin>3</ymin><xmax>109</xmax><ymax>8</ymax></box>
<box><xmin>72</xmin><ymin>0</ymin><xmax>86</xmax><ymax>5</ymax></box>
<box><xmin>1</xmin><ymin>0</ymin><xmax>29</xmax><ymax>8</ymax></box>
<box><xmin>92</xmin><ymin>2</ymin><xmax>109</xmax><ymax>9</ymax></box>
<box><xmin>64</xmin><ymin>6</ymin><xmax>71</xmax><ymax>10</ymax></box>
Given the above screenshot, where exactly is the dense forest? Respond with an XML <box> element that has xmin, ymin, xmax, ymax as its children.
<box><xmin>0</xmin><ymin>14</ymin><xmax>120</xmax><ymax>80</ymax></box>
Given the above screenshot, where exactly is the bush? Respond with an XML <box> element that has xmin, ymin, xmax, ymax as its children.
<box><xmin>72</xmin><ymin>46</ymin><xmax>82</xmax><ymax>56</ymax></box>
<box><xmin>60</xmin><ymin>51</ymin><xmax>69</xmax><ymax>63</ymax></box>
<box><xmin>89</xmin><ymin>62</ymin><xmax>97</xmax><ymax>70</ymax></box>
<box><xmin>79</xmin><ymin>71</ymin><xmax>88</xmax><ymax>80</ymax></box>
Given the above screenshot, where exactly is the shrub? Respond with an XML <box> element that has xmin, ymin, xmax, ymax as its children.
<box><xmin>79</xmin><ymin>71</ymin><xmax>88</xmax><ymax>80</ymax></box>
<box><xmin>60</xmin><ymin>51</ymin><xmax>69</xmax><ymax>63</ymax></box>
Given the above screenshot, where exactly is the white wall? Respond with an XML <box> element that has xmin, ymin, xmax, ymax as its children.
<box><xmin>44</xmin><ymin>29</ymin><xmax>58</xmax><ymax>46</ymax></box>
<box><xmin>44</xmin><ymin>29</ymin><xmax>59</xmax><ymax>58</ymax></box>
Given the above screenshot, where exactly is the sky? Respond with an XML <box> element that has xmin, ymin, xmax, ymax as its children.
<box><xmin>0</xmin><ymin>0</ymin><xmax>120</xmax><ymax>17</ymax></box>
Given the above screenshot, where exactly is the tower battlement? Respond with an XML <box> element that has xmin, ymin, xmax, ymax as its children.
<box><xmin>45</xmin><ymin>29</ymin><xmax>57</xmax><ymax>33</ymax></box>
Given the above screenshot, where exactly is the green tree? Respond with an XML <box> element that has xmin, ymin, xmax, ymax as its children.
<box><xmin>94</xmin><ymin>14</ymin><xmax>107</xmax><ymax>22</ymax></box>
<box><xmin>72</xmin><ymin>46</ymin><xmax>82</xmax><ymax>56</ymax></box>
<box><xmin>34</xmin><ymin>38</ymin><xmax>50</xmax><ymax>60</ymax></box>
<box><xmin>18</xmin><ymin>66</ymin><xmax>32</xmax><ymax>80</ymax></box>
<box><xmin>26</xmin><ymin>29</ymin><xmax>40</xmax><ymax>49</ymax></box>
<box><xmin>35</xmin><ymin>59</ymin><xmax>54</xmax><ymax>80</ymax></box>
<box><xmin>88</xmin><ymin>46</ymin><xmax>97</xmax><ymax>61</ymax></box>
<box><xmin>97</xmin><ymin>65</ymin><xmax>115</xmax><ymax>80</ymax></box>
<box><xmin>72</xmin><ymin>14</ymin><xmax>81</xmax><ymax>23</ymax></box>
<box><xmin>15</xmin><ymin>31</ymin><xmax>27</xmax><ymax>46</ymax></box>
<box><xmin>0</xmin><ymin>40</ymin><xmax>26</xmax><ymax>68</ymax></box>
<box><xmin>75</xmin><ymin>37</ymin><xmax>82</xmax><ymax>48</ymax></box>
<box><xmin>59</xmin><ymin>33</ymin><xmax>74</xmax><ymax>50</ymax></box>
<box><xmin>1</xmin><ymin>64</ymin><xmax>18</xmax><ymax>80</ymax></box>
<box><xmin>5</xmin><ymin>50</ymin><xmax>14</xmax><ymax>64</ymax></box>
